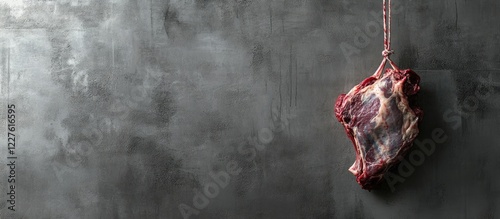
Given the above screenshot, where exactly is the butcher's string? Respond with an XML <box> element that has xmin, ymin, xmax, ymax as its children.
<box><xmin>374</xmin><ymin>0</ymin><xmax>399</xmax><ymax>78</ymax></box>
<box><xmin>382</xmin><ymin>0</ymin><xmax>393</xmax><ymax>58</ymax></box>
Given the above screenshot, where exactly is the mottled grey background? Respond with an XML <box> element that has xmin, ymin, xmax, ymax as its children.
<box><xmin>0</xmin><ymin>0</ymin><xmax>499</xmax><ymax>218</ymax></box>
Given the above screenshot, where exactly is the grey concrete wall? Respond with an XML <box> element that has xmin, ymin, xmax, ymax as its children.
<box><xmin>0</xmin><ymin>0</ymin><xmax>499</xmax><ymax>218</ymax></box>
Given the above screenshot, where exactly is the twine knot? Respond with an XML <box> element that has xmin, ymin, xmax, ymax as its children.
<box><xmin>382</xmin><ymin>49</ymin><xmax>394</xmax><ymax>57</ymax></box>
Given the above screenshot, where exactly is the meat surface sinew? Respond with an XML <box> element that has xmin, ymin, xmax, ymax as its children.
<box><xmin>335</xmin><ymin>68</ymin><xmax>423</xmax><ymax>190</ymax></box>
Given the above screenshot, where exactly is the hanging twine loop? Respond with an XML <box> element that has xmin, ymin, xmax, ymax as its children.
<box><xmin>372</xmin><ymin>0</ymin><xmax>400</xmax><ymax>78</ymax></box>
<box><xmin>382</xmin><ymin>49</ymin><xmax>394</xmax><ymax>57</ymax></box>
<box><xmin>382</xmin><ymin>0</ymin><xmax>393</xmax><ymax>59</ymax></box>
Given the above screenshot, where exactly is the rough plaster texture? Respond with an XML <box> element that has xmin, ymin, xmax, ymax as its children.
<box><xmin>0</xmin><ymin>0</ymin><xmax>499</xmax><ymax>218</ymax></box>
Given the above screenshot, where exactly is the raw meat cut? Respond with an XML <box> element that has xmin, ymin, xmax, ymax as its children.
<box><xmin>334</xmin><ymin>0</ymin><xmax>422</xmax><ymax>190</ymax></box>
<box><xmin>335</xmin><ymin>67</ymin><xmax>423</xmax><ymax>190</ymax></box>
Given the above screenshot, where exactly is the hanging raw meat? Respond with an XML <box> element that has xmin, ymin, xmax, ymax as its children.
<box><xmin>334</xmin><ymin>0</ymin><xmax>423</xmax><ymax>190</ymax></box>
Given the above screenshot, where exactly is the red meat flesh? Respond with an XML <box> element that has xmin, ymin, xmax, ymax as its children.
<box><xmin>335</xmin><ymin>68</ymin><xmax>423</xmax><ymax>190</ymax></box>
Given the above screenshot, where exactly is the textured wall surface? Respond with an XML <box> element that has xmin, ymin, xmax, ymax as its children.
<box><xmin>0</xmin><ymin>0</ymin><xmax>499</xmax><ymax>218</ymax></box>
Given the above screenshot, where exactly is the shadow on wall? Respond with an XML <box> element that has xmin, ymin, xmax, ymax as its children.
<box><xmin>372</xmin><ymin>70</ymin><xmax>497</xmax><ymax>198</ymax></box>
